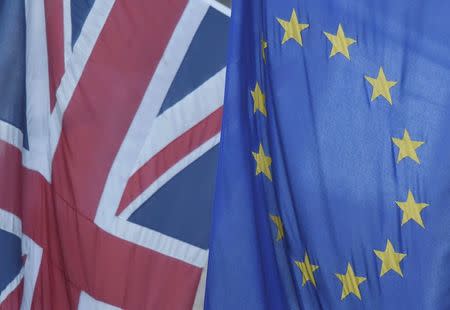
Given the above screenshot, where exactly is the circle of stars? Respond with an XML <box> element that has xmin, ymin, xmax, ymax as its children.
<box><xmin>248</xmin><ymin>6</ymin><xmax>431</xmax><ymax>303</ymax></box>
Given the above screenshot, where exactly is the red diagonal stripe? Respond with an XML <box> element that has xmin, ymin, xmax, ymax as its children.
<box><xmin>117</xmin><ymin>106</ymin><xmax>223</xmax><ymax>215</ymax></box>
<box><xmin>44</xmin><ymin>0</ymin><xmax>64</xmax><ymax>112</ymax></box>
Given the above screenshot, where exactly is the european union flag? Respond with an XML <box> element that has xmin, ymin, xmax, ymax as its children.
<box><xmin>205</xmin><ymin>0</ymin><xmax>450</xmax><ymax>309</ymax></box>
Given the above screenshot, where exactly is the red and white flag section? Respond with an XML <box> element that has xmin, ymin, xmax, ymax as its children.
<box><xmin>0</xmin><ymin>0</ymin><xmax>229</xmax><ymax>308</ymax></box>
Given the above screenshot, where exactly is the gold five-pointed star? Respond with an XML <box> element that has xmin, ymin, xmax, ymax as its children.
<box><xmin>396</xmin><ymin>190</ymin><xmax>429</xmax><ymax>228</ymax></box>
<box><xmin>374</xmin><ymin>240</ymin><xmax>407</xmax><ymax>277</ymax></box>
<box><xmin>251</xmin><ymin>82</ymin><xmax>267</xmax><ymax>116</ymax></box>
<box><xmin>270</xmin><ymin>215</ymin><xmax>284</xmax><ymax>241</ymax></box>
<box><xmin>365</xmin><ymin>67</ymin><xmax>397</xmax><ymax>104</ymax></box>
<box><xmin>295</xmin><ymin>251</ymin><xmax>319</xmax><ymax>287</ymax></box>
<box><xmin>392</xmin><ymin>129</ymin><xmax>424</xmax><ymax>164</ymax></box>
<box><xmin>252</xmin><ymin>143</ymin><xmax>272</xmax><ymax>180</ymax></box>
<box><xmin>277</xmin><ymin>9</ymin><xmax>309</xmax><ymax>46</ymax></box>
<box><xmin>261</xmin><ymin>39</ymin><xmax>268</xmax><ymax>63</ymax></box>
<box><xmin>335</xmin><ymin>263</ymin><xmax>366</xmax><ymax>300</ymax></box>
<box><xmin>323</xmin><ymin>24</ymin><xmax>356</xmax><ymax>60</ymax></box>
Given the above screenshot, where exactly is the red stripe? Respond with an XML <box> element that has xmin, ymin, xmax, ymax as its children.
<box><xmin>30</xmin><ymin>254</ymin><xmax>80</xmax><ymax>310</ymax></box>
<box><xmin>51</xmin><ymin>0</ymin><xmax>189</xmax><ymax>221</ymax></box>
<box><xmin>44</xmin><ymin>0</ymin><xmax>65</xmax><ymax>112</ymax></box>
<box><xmin>0</xmin><ymin>141</ymin><xmax>23</xmax><ymax>218</ymax></box>
<box><xmin>117</xmin><ymin>106</ymin><xmax>223</xmax><ymax>215</ymax></box>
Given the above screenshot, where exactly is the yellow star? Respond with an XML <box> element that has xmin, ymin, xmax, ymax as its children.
<box><xmin>335</xmin><ymin>263</ymin><xmax>366</xmax><ymax>300</ymax></box>
<box><xmin>295</xmin><ymin>251</ymin><xmax>319</xmax><ymax>287</ymax></box>
<box><xmin>251</xmin><ymin>82</ymin><xmax>267</xmax><ymax>116</ymax></box>
<box><xmin>396</xmin><ymin>190</ymin><xmax>429</xmax><ymax>228</ymax></box>
<box><xmin>270</xmin><ymin>215</ymin><xmax>284</xmax><ymax>241</ymax></box>
<box><xmin>277</xmin><ymin>9</ymin><xmax>309</xmax><ymax>46</ymax></box>
<box><xmin>252</xmin><ymin>143</ymin><xmax>272</xmax><ymax>181</ymax></box>
<box><xmin>261</xmin><ymin>39</ymin><xmax>268</xmax><ymax>63</ymax></box>
<box><xmin>392</xmin><ymin>129</ymin><xmax>424</xmax><ymax>164</ymax></box>
<box><xmin>374</xmin><ymin>240</ymin><xmax>407</xmax><ymax>277</ymax></box>
<box><xmin>323</xmin><ymin>24</ymin><xmax>356</xmax><ymax>60</ymax></box>
<box><xmin>365</xmin><ymin>67</ymin><xmax>397</xmax><ymax>104</ymax></box>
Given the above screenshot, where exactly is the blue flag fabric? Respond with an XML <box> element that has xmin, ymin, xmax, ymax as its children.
<box><xmin>206</xmin><ymin>0</ymin><xmax>450</xmax><ymax>309</ymax></box>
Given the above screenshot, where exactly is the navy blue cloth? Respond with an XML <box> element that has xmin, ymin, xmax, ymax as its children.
<box><xmin>159</xmin><ymin>7</ymin><xmax>229</xmax><ymax>115</ymax></box>
<box><xmin>71</xmin><ymin>0</ymin><xmax>95</xmax><ymax>47</ymax></box>
<box><xmin>0</xmin><ymin>230</ymin><xmax>22</xmax><ymax>297</ymax></box>
<box><xmin>0</xmin><ymin>0</ymin><xmax>27</xmax><ymax>148</ymax></box>
<box><xmin>206</xmin><ymin>0</ymin><xmax>450</xmax><ymax>309</ymax></box>
<box><xmin>128</xmin><ymin>7</ymin><xmax>229</xmax><ymax>250</ymax></box>
<box><xmin>129</xmin><ymin>146</ymin><xmax>218</xmax><ymax>249</ymax></box>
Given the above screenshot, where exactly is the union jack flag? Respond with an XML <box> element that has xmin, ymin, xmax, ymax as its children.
<box><xmin>0</xmin><ymin>0</ymin><xmax>229</xmax><ymax>308</ymax></box>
